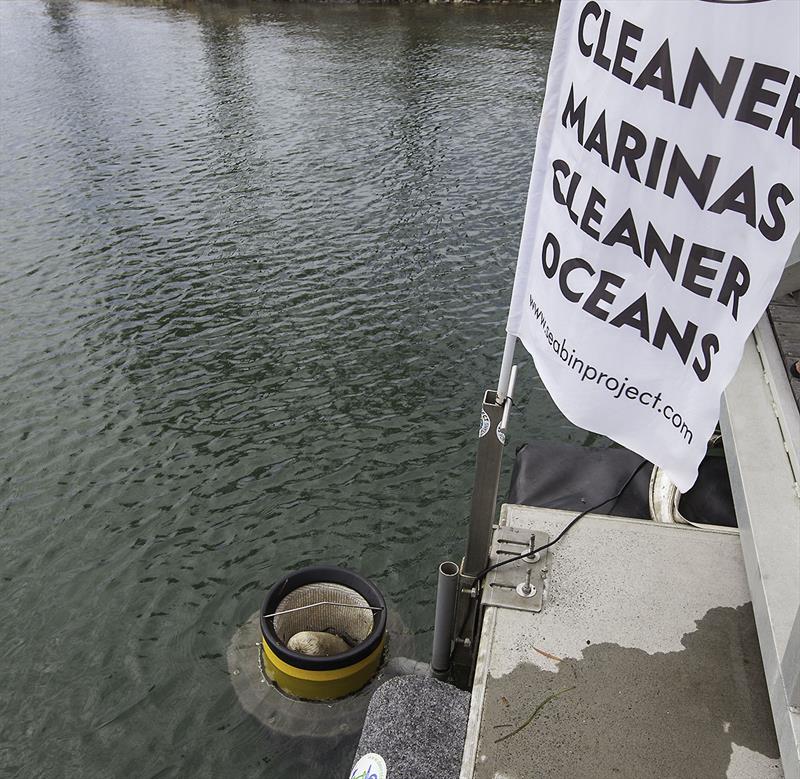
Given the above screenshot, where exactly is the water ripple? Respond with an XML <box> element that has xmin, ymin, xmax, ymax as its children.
<box><xmin>0</xmin><ymin>2</ymin><xmax>569</xmax><ymax>777</ymax></box>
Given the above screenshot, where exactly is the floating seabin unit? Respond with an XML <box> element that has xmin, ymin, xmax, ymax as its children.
<box><xmin>260</xmin><ymin>565</ymin><xmax>387</xmax><ymax>701</ymax></box>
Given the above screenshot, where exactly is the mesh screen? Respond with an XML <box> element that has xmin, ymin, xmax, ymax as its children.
<box><xmin>272</xmin><ymin>583</ymin><xmax>374</xmax><ymax>646</ymax></box>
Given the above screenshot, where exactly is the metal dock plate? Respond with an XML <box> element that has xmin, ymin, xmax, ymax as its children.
<box><xmin>482</xmin><ymin>525</ymin><xmax>549</xmax><ymax>613</ymax></box>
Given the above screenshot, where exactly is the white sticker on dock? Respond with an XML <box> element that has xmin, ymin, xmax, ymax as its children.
<box><xmin>350</xmin><ymin>753</ymin><xmax>387</xmax><ymax>779</ymax></box>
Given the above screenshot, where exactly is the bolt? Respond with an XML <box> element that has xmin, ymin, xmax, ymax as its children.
<box><xmin>515</xmin><ymin>572</ymin><xmax>537</xmax><ymax>598</ymax></box>
<box><xmin>522</xmin><ymin>569</ymin><xmax>532</xmax><ymax>595</ymax></box>
<box><xmin>524</xmin><ymin>533</ymin><xmax>540</xmax><ymax>563</ymax></box>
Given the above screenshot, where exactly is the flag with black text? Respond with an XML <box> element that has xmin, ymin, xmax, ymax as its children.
<box><xmin>507</xmin><ymin>0</ymin><xmax>800</xmax><ymax>490</ymax></box>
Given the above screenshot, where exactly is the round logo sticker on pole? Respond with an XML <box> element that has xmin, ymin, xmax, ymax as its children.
<box><xmin>350</xmin><ymin>753</ymin><xmax>387</xmax><ymax>779</ymax></box>
<box><xmin>479</xmin><ymin>410</ymin><xmax>490</xmax><ymax>438</ymax></box>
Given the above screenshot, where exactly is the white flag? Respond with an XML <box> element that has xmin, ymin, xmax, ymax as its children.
<box><xmin>507</xmin><ymin>0</ymin><xmax>800</xmax><ymax>491</ymax></box>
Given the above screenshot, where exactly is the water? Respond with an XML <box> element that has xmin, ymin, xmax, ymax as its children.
<box><xmin>0</xmin><ymin>2</ymin><xmax>571</xmax><ymax>776</ymax></box>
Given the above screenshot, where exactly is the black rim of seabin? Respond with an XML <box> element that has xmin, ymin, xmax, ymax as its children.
<box><xmin>260</xmin><ymin>565</ymin><xmax>387</xmax><ymax>672</ymax></box>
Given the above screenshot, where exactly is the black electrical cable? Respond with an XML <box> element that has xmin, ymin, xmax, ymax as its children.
<box><xmin>473</xmin><ymin>457</ymin><xmax>649</xmax><ymax>585</ymax></box>
<box><xmin>456</xmin><ymin>457</ymin><xmax>649</xmax><ymax>656</ymax></box>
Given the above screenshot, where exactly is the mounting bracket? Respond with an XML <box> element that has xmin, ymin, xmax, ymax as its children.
<box><xmin>482</xmin><ymin>525</ymin><xmax>550</xmax><ymax>614</ymax></box>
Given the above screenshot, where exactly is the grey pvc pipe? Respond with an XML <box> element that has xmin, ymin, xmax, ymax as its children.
<box><xmin>431</xmin><ymin>561</ymin><xmax>460</xmax><ymax>677</ymax></box>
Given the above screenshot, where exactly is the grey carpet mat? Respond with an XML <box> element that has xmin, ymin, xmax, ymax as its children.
<box><xmin>350</xmin><ymin>675</ymin><xmax>469</xmax><ymax>779</ymax></box>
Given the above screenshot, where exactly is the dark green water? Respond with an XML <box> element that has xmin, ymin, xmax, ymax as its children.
<box><xmin>0</xmin><ymin>1</ymin><xmax>571</xmax><ymax>776</ymax></box>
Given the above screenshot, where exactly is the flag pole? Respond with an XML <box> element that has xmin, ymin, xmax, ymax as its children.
<box><xmin>496</xmin><ymin>332</ymin><xmax>517</xmax><ymax>403</ymax></box>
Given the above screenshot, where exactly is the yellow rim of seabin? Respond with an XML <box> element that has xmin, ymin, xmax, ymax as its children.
<box><xmin>261</xmin><ymin>635</ymin><xmax>385</xmax><ymax>699</ymax></box>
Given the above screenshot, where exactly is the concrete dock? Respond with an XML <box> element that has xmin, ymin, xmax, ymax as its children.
<box><xmin>460</xmin><ymin>505</ymin><xmax>782</xmax><ymax>779</ymax></box>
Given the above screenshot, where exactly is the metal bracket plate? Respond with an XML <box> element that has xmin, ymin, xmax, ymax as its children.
<box><xmin>482</xmin><ymin>525</ymin><xmax>550</xmax><ymax>614</ymax></box>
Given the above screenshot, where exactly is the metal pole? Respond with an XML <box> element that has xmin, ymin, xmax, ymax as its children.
<box><xmin>451</xmin><ymin>336</ymin><xmax>520</xmax><ymax>684</ymax></box>
<box><xmin>496</xmin><ymin>333</ymin><xmax>517</xmax><ymax>403</ymax></box>
<box><xmin>497</xmin><ymin>365</ymin><xmax>518</xmax><ymax>440</ymax></box>
<box><xmin>450</xmin><ymin>389</ymin><xmax>506</xmax><ymax>684</ymax></box>
<box><xmin>462</xmin><ymin>389</ymin><xmax>507</xmax><ymax>577</ymax></box>
<box><xmin>431</xmin><ymin>561</ymin><xmax>460</xmax><ymax>679</ymax></box>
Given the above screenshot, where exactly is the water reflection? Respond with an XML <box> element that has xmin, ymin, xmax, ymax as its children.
<box><xmin>44</xmin><ymin>0</ymin><xmax>78</xmax><ymax>32</ymax></box>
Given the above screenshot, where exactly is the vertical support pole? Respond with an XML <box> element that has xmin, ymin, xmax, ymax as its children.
<box><xmin>431</xmin><ymin>561</ymin><xmax>460</xmax><ymax>679</ymax></box>
<box><xmin>463</xmin><ymin>390</ymin><xmax>506</xmax><ymax>578</ymax></box>
<box><xmin>451</xmin><ymin>334</ymin><xmax>518</xmax><ymax>684</ymax></box>
<box><xmin>451</xmin><ymin>389</ymin><xmax>507</xmax><ymax>683</ymax></box>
